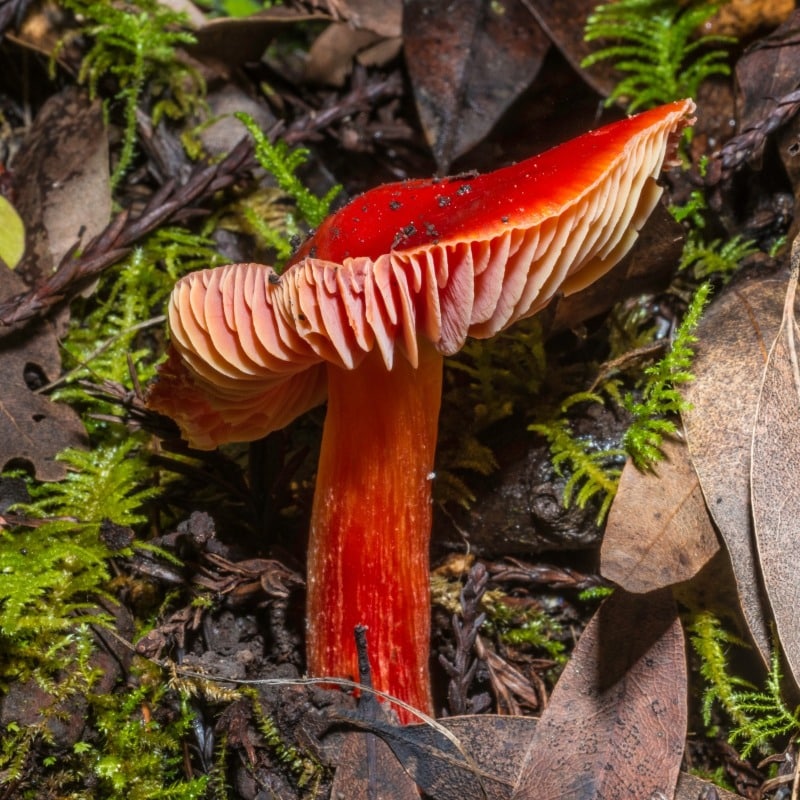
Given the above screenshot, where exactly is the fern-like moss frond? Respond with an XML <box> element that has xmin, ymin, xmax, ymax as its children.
<box><xmin>530</xmin><ymin>413</ymin><xmax>625</xmax><ymax>525</ymax></box>
<box><xmin>689</xmin><ymin>611</ymin><xmax>800</xmax><ymax>757</ymax></box>
<box><xmin>728</xmin><ymin>650</ymin><xmax>800</xmax><ymax>756</ymax></box>
<box><xmin>237</xmin><ymin>112</ymin><xmax>341</xmax><ymax>244</ymax></box>
<box><xmin>58</xmin><ymin>227</ymin><xmax>222</xmax><ymax>402</ymax></box>
<box><xmin>679</xmin><ymin>234</ymin><xmax>760</xmax><ymax>281</ymax></box>
<box><xmin>583</xmin><ymin>0</ymin><xmax>733</xmax><ymax>111</ymax></box>
<box><xmin>1</xmin><ymin>439</ymin><xmax>158</xmax><ymax>638</ymax></box>
<box><xmin>623</xmin><ymin>281</ymin><xmax>710</xmax><ymax>469</ymax></box>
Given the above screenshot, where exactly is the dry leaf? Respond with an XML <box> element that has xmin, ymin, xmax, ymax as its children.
<box><xmin>681</xmin><ymin>271</ymin><xmax>787</xmax><ymax>664</ymax></box>
<box><xmin>330</xmin><ymin>713</ymin><xmax>524</xmax><ymax>800</ymax></box>
<box><xmin>705</xmin><ymin>0</ymin><xmax>794</xmax><ymax>38</ymax></box>
<box><xmin>511</xmin><ymin>589</ymin><xmax>686</xmax><ymax>799</ymax></box>
<box><xmin>327</xmin><ymin>0</ymin><xmax>401</xmax><ymax>38</ymax></box>
<box><xmin>306</xmin><ymin>24</ymin><xmax>400</xmax><ymax>88</ymax></box>
<box><xmin>751</xmin><ymin>242</ymin><xmax>800</xmax><ymax>685</ymax></box>
<box><xmin>732</xmin><ymin>9</ymin><xmax>800</xmax><ymax>146</ymax></box>
<box><xmin>326</xmin><ymin>726</ymin><xmax>420</xmax><ymax>800</ymax></box>
<box><xmin>675</xmin><ymin>772</ymin><xmax>741</xmax><ymax>800</ymax></box>
<box><xmin>403</xmin><ymin>0</ymin><xmax>549</xmax><ymax>172</ymax></box>
<box><xmin>10</xmin><ymin>86</ymin><xmax>111</xmax><ymax>286</ymax></box>
<box><xmin>335</xmin><ymin>712</ymin><xmax>737</xmax><ymax>799</ymax></box>
<box><xmin>0</xmin><ymin>266</ymin><xmax>86</xmax><ymax>480</ymax></box>
<box><xmin>601</xmin><ymin>437</ymin><xmax>719</xmax><ymax>593</ymax></box>
<box><xmin>524</xmin><ymin>0</ymin><xmax>620</xmax><ymax>99</ymax></box>
<box><xmin>188</xmin><ymin>8</ymin><xmax>329</xmax><ymax>66</ymax></box>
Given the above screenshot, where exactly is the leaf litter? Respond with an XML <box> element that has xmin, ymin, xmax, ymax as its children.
<box><xmin>751</xmin><ymin>239</ymin><xmax>800</xmax><ymax>686</ymax></box>
<box><xmin>3</xmin><ymin>0</ymin><xmax>800</xmax><ymax>798</ymax></box>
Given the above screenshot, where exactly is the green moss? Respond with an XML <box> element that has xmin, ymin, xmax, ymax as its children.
<box><xmin>432</xmin><ymin>572</ymin><xmax>568</xmax><ymax>665</ymax></box>
<box><xmin>0</xmin><ymin>439</ymin><xmax>156</xmax><ymax>639</ymax></box>
<box><xmin>55</xmin><ymin>226</ymin><xmax>223</xmax><ymax>427</ymax></box>
<box><xmin>530</xmin><ymin>388</ymin><xmax>626</xmax><ymax>525</ymax></box>
<box><xmin>89</xmin><ymin>677</ymin><xmax>208</xmax><ymax>800</ymax></box>
<box><xmin>236</xmin><ymin>112</ymin><xmax>341</xmax><ymax>266</ymax></box>
<box><xmin>486</xmin><ymin>599</ymin><xmax>567</xmax><ymax>664</ymax></box>
<box><xmin>622</xmin><ymin>281</ymin><xmax>710</xmax><ymax>469</ymax></box>
<box><xmin>0</xmin><ymin>657</ymin><xmax>208</xmax><ymax>799</ymax></box>
<box><xmin>57</xmin><ymin>0</ymin><xmax>205</xmax><ymax>188</ymax></box>
<box><xmin>246</xmin><ymin>690</ymin><xmax>324</xmax><ymax>790</ymax></box>
<box><xmin>582</xmin><ymin>0</ymin><xmax>733</xmax><ymax>111</ymax></box>
<box><xmin>0</xmin><ymin>431</ymin><xmax>210</xmax><ymax>797</ymax></box>
<box><xmin>689</xmin><ymin>612</ymin><xmax>800</xmax><ymax>758</ymax></box>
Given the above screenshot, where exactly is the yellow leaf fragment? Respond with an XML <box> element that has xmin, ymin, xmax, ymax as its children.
<box><xmin>0</xmin><ymin>196</ymin><xmax>25</xmax><ymax>269</ymax></box>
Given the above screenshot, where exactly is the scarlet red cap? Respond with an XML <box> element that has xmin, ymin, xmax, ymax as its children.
<box><xmin>148</xmin><ymin>100</ymin><xmax>695</xmax><ymax>448</ymax></box>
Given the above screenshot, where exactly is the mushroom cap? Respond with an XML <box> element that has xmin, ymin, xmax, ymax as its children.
<box><xmin>148</xmin><ymin>100</ymin><xmax>694</xmax><ymax>448</ymax></box>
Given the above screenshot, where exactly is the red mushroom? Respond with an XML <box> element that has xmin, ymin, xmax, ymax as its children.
<box><xmin>147</xmin><ymin>99</ymin><xmax>694</xmax><ymax>722</ymax></box>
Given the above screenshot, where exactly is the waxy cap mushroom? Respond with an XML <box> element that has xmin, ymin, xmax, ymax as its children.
<box><xmin>148</xmin><ymin>99</ymin><xmax>694</xmax><ymax>722</ymax></box>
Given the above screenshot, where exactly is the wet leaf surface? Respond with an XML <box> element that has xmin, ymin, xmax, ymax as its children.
<box><xmin>512</xmin><ymin>589</ymin><xmax>686</xmax><ymax>799</ymax></box>
<box><xmin>524</xmin><ymin>0</ymin><xmax>619</xmax><ymax>98</ymax></box>
<box><xmin>601</xmin><ymin>437</ymin><xmax>719</xmax><ymax>593</ymax></box>
<box><xmin>326</xmin><ymin>726</ymin><xmax>421</xmax><ymax>800</ymax></box>
<box><xmin>329</xmin><ymin>712</ymin><xmax>730</xmax><ymax>800</ymax></box>
<box><xmin>328</xmin><ymin>714</ymin><xmax>530</xmax><ymax>800</ymax></box>
<box><xmin>732</xmin><ymin>9</ymin><xmax>800</xmax><ymax>136</ymax></box>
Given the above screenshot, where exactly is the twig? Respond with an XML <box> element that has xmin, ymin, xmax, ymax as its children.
<box><xmin>438</xmin><ymin>561</ymin><xmax>491</xmax><ymax>716</ymax></box>
<box><xmin>282</xmin><ymin>70</ymin><xmax>403</xmax><ymax>145</ymax></box>
<box><xmin>487</xmin><ymin>558</ymin><xmax>604</xmax><ymax>591</ymax></box>
<box><xmin>0</xmin><ymin>137</ymin><xmax>255</xmax><ymax>335</ymax></box>
<box><xmin>0</xmin><ymin>71</ymin><xmax>403</xmax><ymax>335</ymax></box>
<box><xmin>707</xmin><ymin>88</ymin><xmax>800</xmax><ymax>185</ymax></box>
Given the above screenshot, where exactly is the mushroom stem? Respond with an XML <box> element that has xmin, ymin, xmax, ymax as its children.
<box><xmin>306</xmin><ymin>342</ymin><xmax>443</xmax><ymax>722</ymax></box>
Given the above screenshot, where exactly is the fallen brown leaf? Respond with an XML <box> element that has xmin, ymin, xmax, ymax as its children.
<box><xmin>511</xmin><ymin>588</ymin><xmax>686</xmax><ymax>799</ymax></box>
<box><xmin>0</xmin><ymin>266</ymin><xmax>86</xmax><ymax>480</ymax></box>
<box><xmin>403</xmin><ymin>0</ymin><xmax>549</xmax><ymax>172</ymax></box>
<box><xmin>326</xmin><ymin>725</ymin><xmax>421</xmax><ymax>800</ymax></box>
<box><xmin>306</xmin><ymin>23</ymin><xmax>400</xmax><ymax>88</ymax></box>
<box><xmin>10</xmin><ymin>86</ymin><xmax>111</xmax><ymax>287</ymax></box>
<box><xmin>337</xmin><ymin>711</ymin><xmax>739</xmax><ymax>800</ymax></box>
<box><xmin>327</xmin><ymin>0</ymin><xmax>401</xmax><ymax>37</ymax></box>
<box><xmin>601</xmin><ymin>437</ymin><xmax>719</xmax><ymax>593</ymax></box>
<box><xmin>681</xmin><ymin>270</ymin><xmax>787</xmax><ymax>665</ymax></box>
<box><xmin>524</xmin><ymin>0</ymin><xmax>620</xmax><ymax>99</ymax></box>
<box><xmin>187</xmin><ymin>7</ymin><xmax>330</xmax><ymax>66</ymax></box>
<box><xmin>751</xmin><ymin>241</ymin><xmax>800</xmax><ymax>686</ymax></box>
<box><xmin>731</xmin><ymin>8</ymin><xmax>800</xmax><ymax>153</ymax></box>
<box><xmin>709</xmin><ymin>8</ymin><xmax>800</xmax><ymax>186</ymax></box>
<box><xmin>705</xmin><ymin>0</ymin><xmax>794</xmax><ymax>38</ymax></box>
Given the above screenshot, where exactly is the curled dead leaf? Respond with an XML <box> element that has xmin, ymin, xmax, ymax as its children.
<box><xmin>511</xmin><ymin>589</ymin><xmax>686</xmax><ymax>800</ymax></box>
<box><xmin>681</xmin><ymin>270</ymin><xmax>787</xmax><ymax>664</ymax></box>
<box><xmin>601</xmin><ymin>437</ymin><xmax>719</xmax><ymax>593</ymax></box>
<box><xmin>751</xmin><ymin>240</ymin><xmax>800</xmax><ymax>686</ymax></box>
<box><xmin>403</xmin><ymin>0</ymin><xmax>549</xmax><ymax>172</ymax></box>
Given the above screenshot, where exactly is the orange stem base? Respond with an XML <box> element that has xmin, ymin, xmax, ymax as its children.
<box><xmin>306</xmin><ymin>345</ymin><xmax>443</xmax><ymax>723</ymax></box>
